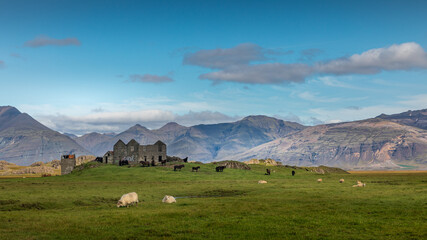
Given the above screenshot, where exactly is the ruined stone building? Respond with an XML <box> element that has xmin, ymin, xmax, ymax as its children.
<box><xmin>60</xmin><ymin>154</ymin><xmax>76</xmax><ymax>175</ymax></box>
<box><xmin>104</xmin><ymin>139</ymin><xmax>167</xmax><ymax>165</ymax></box>
<box><xmin>103</xmin><ymin>151</ymin><xmax>114</xmax><ymax>164</ymax></box>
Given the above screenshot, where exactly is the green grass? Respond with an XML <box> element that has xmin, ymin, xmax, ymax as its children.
<box><xmin>0</xmin><ymin>163</ymin><xmax>426</xmax><ymax>240</ymax></box>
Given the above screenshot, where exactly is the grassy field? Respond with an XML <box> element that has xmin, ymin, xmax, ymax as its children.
<box><xmin>0</xmin><ymin>163</ymin><xmax>426</xmax><ymax>240</ymax></box>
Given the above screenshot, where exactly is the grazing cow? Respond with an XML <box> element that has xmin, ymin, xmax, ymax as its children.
<box><xmin>192</xmin><ymin>166</ymin><xmax>200</xmax><ymax>172</ymax></box>
<box><xmin>162</xmin><ymin>195</ymin><xmax>176</xmax><ymax>203</ymax></box>
<box><xmin>292</xmin><ymin>170</ymin><xmax>295</xmax><ymax>176</ymax></box>
<box><xmin>265</xmin><ymin>169</ymin><xmax>271</xmax><ymax>175</ymax></box>
<box><xmin>117</xmin><ymin>192</ymin><xmax>139</xmax><ymax>208</ymax></box>
<box><xmin>317</xmin><ymin>178</ymin><xmax>323</xmax><ymax>183</ymax></box>
<box><xmin>174</xmin><ymin>165</ymin><xmax>185</xmax><ymax>171</ymax></box>
<box><xmin>339</xmin><ymin>179</ymin><xmax>345</xmax><ymax>183</ymax></box>
<box><xmin>216</xmin><ymin>166</ymin><xmax>226</xmax><ymax>172</ymax></box>
<box><xmin>160</xmin><ymin>160</ymin><xmax>167</xmax><ymax>166</ymax></box>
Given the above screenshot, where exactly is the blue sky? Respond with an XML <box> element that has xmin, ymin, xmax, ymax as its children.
<box><xmin>1</xmin><ymin>0</ymin><xmax>427</xmax><ymax>134</ymax></box>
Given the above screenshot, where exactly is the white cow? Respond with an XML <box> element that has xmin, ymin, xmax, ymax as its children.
<box><xmin>258</xmin><ymin>180</ymin><xmax>268</xmax><ymax>184</ymax></box>
<box><xmin>117</xmin><ymin>192</ymin><xmax>139</xmax><ymax>207</ymax></box>
<box><xmin>317</xmin><ymin>178</ymin><xmax>323</xmax><ymax>183</ymax></box>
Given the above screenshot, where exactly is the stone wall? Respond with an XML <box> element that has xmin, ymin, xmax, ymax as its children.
<box><xmin>113</xmin><ymin>140</ymin><xmax>127</xmax><ymax>165</ymax></box>
<box><xmin>103</xmin><ymin>151</ymin><xmax>114</xmax><ymax>164</ymax></box>
<box><xmin>112</xmin><ymin>139</ymin><xmax>167</xmax><ymax>165</ymax></box>
<box><xmin>60</xmin><ymin>155</ymin><xmax>76</xmax><ymax>175</ymax></box>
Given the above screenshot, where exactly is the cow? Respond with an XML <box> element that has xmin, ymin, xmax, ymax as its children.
<box><xmin>174</xmin><ymin>165</ymin><xmax>185</xmax><ymax>171</ymax></box>
<box><xmin>192</xmin><ymin>166</ymin><xmax>200</xmax><ymax>172</ymax></box>
<box><xmin>160</xmin><ymin>160</ymin><xmax>167</xmax><ymax>166</ymax></box>
<box><xmin>183</xmin><ymin>157</ymin><xmax>188</xmax><ymax>163</ymax></box>
<box><xmin>117</xmin><ymin>192</ymin><xmax>139</xmax><ymax>208</ymax></box>
<box><xmin>265</xmin><ymin>169</ymin><xmax>271</xmax><ymax>175</ymax></box>
<box><xmin>339</xmin><ymin>179</ymin><xmax>345</xmax><ymax>183</ymax></box>
<box><xmin>139</xmin><ymin>161</ymin><xmax>150</xmax><ymax>167</ymax></box>
<box><xmin>317</xmin><ymin>178</ymin><xmax>323</xmax><ymax>183</ymax></box>
<box><xmin>292</xmin><ymin>170</ymin><xmax>295</xmax><ymax>176</ymax></box>
<box><xmin>216</xmin><ymin>166</ymin><xmax>226</xmax><ymax>172</ymax></box>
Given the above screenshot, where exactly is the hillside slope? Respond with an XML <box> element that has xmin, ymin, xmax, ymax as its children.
<box><xmin>0</xmin><ymin>106</ymin><xmax>91</xmax><ymax>165</ymax></box>
<box><xmin>229</xmin><ymin>118</ymin><xmax>427</xmax><ymax>169</ymax></box>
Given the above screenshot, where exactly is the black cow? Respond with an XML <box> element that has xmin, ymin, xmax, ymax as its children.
<box><xmin>160</xmin><ymin>160</ymin><xmax>167</xmax><ymax>166</ymax></box>
<box><xmin>183</xmin><ymin>157</ymin><xmax>188</xmax><ymax>163</ymax></box>
<box><xmin>215</xmin><ymin>166</ymin><xmax>226</xmax><ymax>172</ymax></box>
<box><xmin>265</xmin><ymin>169</ymin><xmax>271</xmax><ymax>175</ymax></box>
<box><xmin>292</xmin><ymin>170</ymin><xmax>295</xmax><ymax>176</ymax></box>
<box><xmin>192</xmin><ymin>166</ymin><xmax>200</xmax><ymax>172</ymax></box>
<box><xmin>174</xmin><ymin>165</ymin><xmax>185</xmax><ymax>171</ymax></box>
<box><xmin>139</xmin><ymin>161</ymin><xmax>150</xmax><ymax>167</ymax></box>
<box><xmin>119</xmin><ymin>160</ymin><xmax>129</xmax><ymax>166</ymax></box>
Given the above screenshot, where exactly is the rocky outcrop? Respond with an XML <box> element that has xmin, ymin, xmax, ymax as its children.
<box><xmin>213</xmin><ymin>160</ymin><xmax>251</xmax><ymax>170</ymax></box>
<box><xmin>244</xmin><ymin>158</ymin><xmax>281</xmax><ymax>166</ymax></box>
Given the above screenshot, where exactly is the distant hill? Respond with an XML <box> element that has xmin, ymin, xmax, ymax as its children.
<box><xmin>229</xmin><ymin>118</ymin><xmax>427</xmax><ymax>170</ymax></box>
<box><xmin>75</xmin><ymin>115</ymin><xmax>306</xmax><ymax>162</ymax></box>
<box><xmin>0</xmin><ymin>106</ymin><xmax>91</xmax><ymax>166</ymax></box>
<box><xmin>376</xmin><ymin>109</ymin><xmax>427</xmax><ymax>130</ymax></box>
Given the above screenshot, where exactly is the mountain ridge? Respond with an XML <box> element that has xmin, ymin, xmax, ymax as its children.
<box><xmin>0</xmin><ymin>106</ymin><xmax>91</xmax><ymax>165</ymax></box>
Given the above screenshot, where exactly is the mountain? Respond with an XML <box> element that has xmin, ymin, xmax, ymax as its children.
<box><xmin>229</xmin><ymin>118</ymin><xmax>427</xmax><ymax>170</ymax></box>
<box><xmin>76</xmin><ymin>115</ymin><xmax>305</xmax><ymax>161</ymax></box>
<box><xmin>167</xmin><ymin>115</ymin><xmax>305</xmax><ymax>161</ymax></box>
<box><xmin>63</xmin><ymin>133</ymin><xmax>78</xmax><ymax>139</ymax></box>
<box><xmin>376</xmin><ymin>109</ymin><xmax>427</xmax><ymax>130</ymax></box>
<box><xmin>74</xmin><ymin>132</ymin><xmax>116</xmax><ymax>156</ymax></box>
<box><xmin>0</xmin><ymin>106</ymin><xmax>91</xmax><ymax>165</ymax></box>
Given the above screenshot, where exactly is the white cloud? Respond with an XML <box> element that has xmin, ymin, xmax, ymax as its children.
<box><xmin>188</xmin><ymin>42</ymin><xmax>427</xmax><ymax>85</ymax></box>
<box><xmin>200</xmin><ymin>63</ymin><xmax>312</xmax><ymax>84</ymax></box>
<box><xmin>183</xmin><ymin>43</ymin><xmax>268</xmax><ymax>69</ymax></box>
<box><xmin>35</xmin><ymin>110</ymin><xmax>239</xmax><ymax>135</ymax></box>
<box><xmin>315</xmin><ymin>42</ymin><xmax>427</xmax><ymax>75</ymax></box>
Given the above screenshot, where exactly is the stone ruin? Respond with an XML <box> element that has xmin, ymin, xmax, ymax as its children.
<box><xmin>60</xmin><ymin>154</ymin><xmax>76</xmax><ymax>175</ymax></box>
